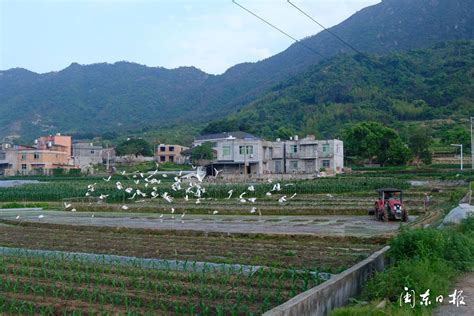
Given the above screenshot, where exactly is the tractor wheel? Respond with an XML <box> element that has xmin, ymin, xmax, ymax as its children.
<box><xmin>382</xmin><ymin>208</ymin><xmax>388</xmax><ymax>222</ymax></box>
<box><xmin>402</xmin><ymin>210</ymin><xmax>409</xmax><ymax>222</ymax></box>
<box><xmin>369</xmin><ymin>203</ymin><xmax>376</xmax><ymax>216</ymax></box>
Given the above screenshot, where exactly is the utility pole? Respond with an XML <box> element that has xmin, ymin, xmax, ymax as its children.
<box><xmin>451</xmin><ymin>144</ymin><xmax>463</xmax><ymax>171</ymax></box>
<box><xmin>243</xmin><ymin>142</ymin><xmax>247</xmax><ymax>182</ymax></box>
<box><xmin>471</xmin><ymin>117</ymin><xmax>473</xmax><ymax>170</ymax></box>
<box><xmin>106</xmin><ymin>151</ymin><xmax>110</xmax><ymax>171</ymax></box>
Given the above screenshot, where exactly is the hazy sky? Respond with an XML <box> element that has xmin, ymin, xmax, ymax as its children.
<box><xmin>0</xmin><ymin>0</ymin><xmax>380</xmax><ymax>74</ymax></box>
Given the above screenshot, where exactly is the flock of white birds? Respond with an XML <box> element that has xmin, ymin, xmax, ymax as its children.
<box><xmin>20</xmin><ymin>164</ymin><xmax>335</xmax><ymax>222</ymax></box>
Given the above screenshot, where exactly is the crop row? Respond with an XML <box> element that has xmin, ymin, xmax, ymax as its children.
<box><xmin>0</xmin><ymin>254</ymin><xmax>323</xmax><ymax>314</ymax></box>
<box><xmin>0</xmin><ymin>177</ymin><xmax>409</xmax><ymax>202</ymax></box>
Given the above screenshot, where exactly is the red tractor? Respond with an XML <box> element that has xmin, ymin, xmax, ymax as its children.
<box><xmin>369</xmin><ymin>188</ymin><xmax>408</xmax><ymax>222</ymax></box>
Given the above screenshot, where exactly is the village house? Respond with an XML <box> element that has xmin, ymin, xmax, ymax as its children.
<box><xmin>0</xmin><ymin>135</ymin><xmax>118</xmax><ymax>176</ymax></box>
<box><xmin>72</xmin><ymin>142</ymin><xmax>104</xmax><ymax>173</ymax></box>
<box><xmin>192</xmin><ymin>132</ymin><xmax>344</xmax><ymax>178</ymax></box>
<box><xmin>0</xmin><ymin>143</ymin><xmax>18</xmax><ymax>176</ymax></box>
<box><xmin>0</xmin><ymin>134</ymin><xmax>77</xmax><ymax>176</ymax></box>
<box><xmin>155</xmin><ymin>144</ymin><xmax>189</xmax><ymax>164</ymax></box>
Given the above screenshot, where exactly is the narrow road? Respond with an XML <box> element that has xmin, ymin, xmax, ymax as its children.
<box><xmin>433</xmin><ymin>272</ymin><xmax>474</xmax><ymax>316</ymax></box>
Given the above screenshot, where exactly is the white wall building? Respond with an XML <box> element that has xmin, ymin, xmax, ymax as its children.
<box><xmin>192</xmin><ymin>132</ymin><xmax>343</xmax><ymax>176</ymax></box>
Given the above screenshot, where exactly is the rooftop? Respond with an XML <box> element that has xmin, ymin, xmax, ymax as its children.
<box><xmin>195</xmin><ymin>132</ymin><xmax>260</xmax><ymax>141</ymax></box>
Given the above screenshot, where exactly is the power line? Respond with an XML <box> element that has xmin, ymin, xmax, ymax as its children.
<box><xmin>287</xmin><ymin>0</ymin><xmax>365</xmax><ymax>56</ymax></box>
<box><xmin>232</xmin><ymin>0</ymin><xmax>325</xmax><ymax>58</ymax></box>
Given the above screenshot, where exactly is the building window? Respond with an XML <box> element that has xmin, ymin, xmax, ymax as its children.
<box><xmin>239</xmin><ymin>146</ymin><xmax>254</xmax><ymax>155</ymax></box>
<box><xmin>33</xmin><ymin>153</ymin><xmax>40</xmax><ymax>160</ymax></box>
<box><xmin>290</xmin><ymin>160</ymin><xmax>298</xmax><ymax>170</ymax></box>
<box><xmin>169</xmin><ymin>155</ymin><xmax>174</xmax><ymax>162</ymax></box>
<box><xmin>0</xmin><ymin>152</ymin><xmax>5</xmax><ymax>160</ymax></box>
<box><xmin>21</xmin><ymin>164</ymin><xmax>27</xmax><ymax>170</ymax></box>
<box><xmin>160</xmin><ymin>156</ymin><xmax>166</xmax><ymax>162</ymax></box>
<box><xmin>211</xmin><ymin>142</ymin><xmax>218</xmax><ymax>148</ymax></box>
<box><xmin>169</xmin><ymin>146</ymin><xmax>175</xmax><ymax>152</ymax></box>
<box><xmin>322</xmin><ymin>160</ymin><xmax>330</xmax><ymax>168</ymax></box>
<box><xmin>239</xmin><ymin>145</ymin><xmax>253</xmax><ymax>155</ymax></box>
<box><xmin>90</xmin><ymin>150</ymin><xmax>95</xmax><ymax>155</ymax></box>
<box><xmin>160</xmin><ymin>146</ymin><xmax>166</xmax><ymax>152</ymax></box>
<box><xmin>223</xmin><ymin>146</ymin><xmax>231</xmax><ymax>156</ymax></box>
<box><xmin>322</xmin><ymin>144</ymin><xmax>330</xmax><ymax>153</ymax></box>
<box><xmin>21</xmin><ymin>154</ymin><xmax>27</xmax><ymax>160</ymax></box>
<box><xmin>291</xmin><ymin>145</ymin><xmax>298</xmax><ymax>153</ymax></box>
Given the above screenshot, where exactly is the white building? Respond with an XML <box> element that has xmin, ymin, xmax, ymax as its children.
<box><xmin>72</xmin><ymin>142</ymin><xmax>104</xmax><ymax>172</ymax></box>
<box><xmin>192</xmin><ymin>132</ymin><xmax>343</xmax><ymax>177</ymax></box>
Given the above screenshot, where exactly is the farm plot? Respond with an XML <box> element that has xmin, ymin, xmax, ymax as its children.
<box><xmin>0</xmin><ymin>252</ymin><xmax>323</xmax><ymax>315</ymax></box>
<box><xmin>0</xmin><ymin>221</ymin><xmax>379</xmax><ymax>272</ymax></box>
<box><xmin>58</xmin><ymin>192</ymin><xmax>441</xmax><ymax>216</ymax></box>
<box><xmin>0</xmin><ymin>210</ymin><xmax>409</xmax><ymax>237</ymax></box>
<box><xmin>0</xmin><ymin>177</ymin><xmax>410</xmax><ymax>203</ymax></box>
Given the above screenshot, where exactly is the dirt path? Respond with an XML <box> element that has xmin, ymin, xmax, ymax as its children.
<box><xmin>0</xmin><ymin>209</ymin><xmax>411</xmax><ymax>237</ymax></box>
<box><xmin>433</xmin><ymin>272</ymin><xmax>474</xmax><ymax>316</ymax></box>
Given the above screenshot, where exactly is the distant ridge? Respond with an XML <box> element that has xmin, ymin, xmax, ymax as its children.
<box><xmin>0</xmin><ymin>0</ymin><xmax>472</xmax><ymax>140</ymax></box>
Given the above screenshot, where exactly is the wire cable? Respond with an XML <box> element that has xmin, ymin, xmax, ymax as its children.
<box><xmin>287</xmin><ymin>0</ymin><xmax>365</xmax><ymax>56</ymax></box>
<box><xmin>232</xmin><ymin>0</ymin><xmax>325</xmax><ymax>58</ymax></box>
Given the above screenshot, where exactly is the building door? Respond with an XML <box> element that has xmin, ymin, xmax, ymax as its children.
<box><xmin>305</xmin><ymin>160</ymin><xmax>316</xmax><ymax>173</ymax></box>
<box><xmin>275</xmin><ymin>160</ymin><xmax>282</xmax><ymax>173</ymax></box>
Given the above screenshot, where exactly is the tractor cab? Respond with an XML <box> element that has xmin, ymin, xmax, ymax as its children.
<box><xmin>370</xmin><ymin>188</ymin><xmax>408</xmax><ymax>222</ymax></box>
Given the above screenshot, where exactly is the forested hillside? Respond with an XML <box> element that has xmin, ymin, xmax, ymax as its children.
<box><xmin>203</xmin><ymin>41</ymin><xmax>474</xmax><ymax>139</ymax></box>
<box><xmin>0</xmin><ymin>0</ymin><xmax>472</xmax><ymax>141</ymax></box>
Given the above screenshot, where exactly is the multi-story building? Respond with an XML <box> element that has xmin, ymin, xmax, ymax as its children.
<box><xmin>72</xmin><ymin>142</ymin><xmax>104</xmax><ymax>172</ymax></box>
<box><xmin>0</xmin><ymin>134</ymin><xmax>77</xmax><ymax>176</ymax></box>
<box><xmin>193</xmin><ymin>132</ymin><xmax>265</xmax><ymax>175</ymax></box>
<box><xmin>192</xmin><ymin>132</ymin><xmax>344</xmax><ymax>177</ymax></box>
<box><xmin>155</xmin><ymin>144</ymin><xmax>189</xmax><ymax>164</ymax></box>
<box><xmin>0</xmin><ymin>143</ymin><xmax>18</xmax><ymax>176</ymax></box>
<box><xmin>18</xmin><ymin>134</ymin><xmax>75</xmax><ymax>175</ymax></box>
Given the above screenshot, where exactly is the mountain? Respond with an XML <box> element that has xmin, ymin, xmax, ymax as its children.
<box><xmin>0</xmin><ymin>0</ymin><xmax>473</xmax><ymax>141</ymax></box>
<box><xmin>202</xmin><ymin>40</ymin><xmax>474</xmax><ymax>139</ymax></box>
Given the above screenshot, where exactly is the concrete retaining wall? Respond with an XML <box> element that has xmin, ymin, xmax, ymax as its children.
<box><xmin>263</xmin><ymin>246</ymin><xmax>390</xmax><ymax>316</ymax></box>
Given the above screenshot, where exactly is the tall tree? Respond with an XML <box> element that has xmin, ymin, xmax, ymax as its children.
<box><xmin>441</xmin><ymin>126</ymin><xmax>471</xmax><ymax>153</ymax></box>
<box><xmin>408</xmin><ymin>127</ymin><xmax>432</xmax><ymax>166</ymax></box>
<box><xmin>189</xmin><ymin>142</ymin><xmax>214</xmax><ymax>163</ymax></box>
<box><xmin>116</xmin><ymin>138</ymin><xmax>153</xmax><ymax>157</ymax></box>
<box><xmin>344</xmin><ymin>122</ymin><xmax>410</xmax><ymax>166</ymax></box>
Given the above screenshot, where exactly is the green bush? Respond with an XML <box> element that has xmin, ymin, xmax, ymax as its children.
<box><xmin>443</xmin><ymin>230</ymin><xmax>474</xmax><ymax>271</ymax></box>
<box><xmin>362</xmin><ymin>258</ymin><xmax>456</xmax><ymax>307</ymax></box>
<box><xmin>459</xmin><ymin>215</ymin><xmax>474</xmax><ymax>237</ymax></box>
<box><xmin>52</xmin><ymin>168</ymin><xmax>65</xmax><ymax>176</ymax></box>
<box><xmin>68</xmin><ymin>168</ymin><xmax>82</xmax><ymax>176</ymax></box>
<box><xmin>449</xmin><ymin>188</ymin><xmax>466</xmax><ymax>203</ymax></box>
<box><xmin>389</xmin><ymin>228</ymin><xmax>474</xmax><ymax>272</ymax></box>
<box><xmin>389</xmin><ymin>228</ymin><xmax>447</xmax><ymax>261</ymax></box>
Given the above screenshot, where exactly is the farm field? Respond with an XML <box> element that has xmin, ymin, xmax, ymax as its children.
<box><xmin>0</xmin><ymin>251</ymin><xmax>322</xmax><ymax>314</ymax></box>
<box><xmin>0</xmin><ymin>171</ymin><xmax>465</xmax><ymax>314</ymax></box>
<box><xmin>0</xmin><ymin>219</ymin><xmax>378</xmax><ymax>272</ymax></box>
<box><xmin>0</xmin><ymin>176</ymin><xmax>411</xmax><ymax>202</ymax></box>
<box><xmin>0</xmin><ymin>209</ymin><xmax>412</xmax><ymax>236</ymax></box>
